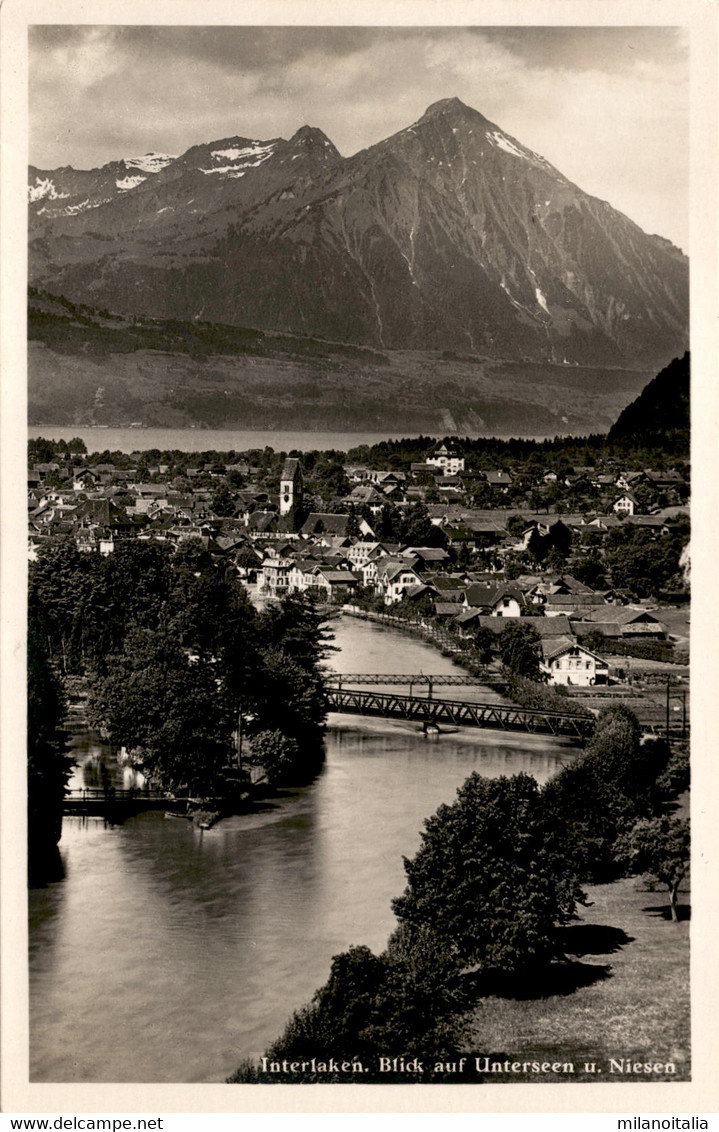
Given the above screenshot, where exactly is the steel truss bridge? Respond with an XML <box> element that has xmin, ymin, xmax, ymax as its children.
<box><xmin>325</xmin><ymin>687</ymin><xmax>593</xmax><ymax>740</ymax></box>
<box><xmin>326</xmin><ymin>672</ymin><xmax>486</xmax><ymax>688</ymax></box>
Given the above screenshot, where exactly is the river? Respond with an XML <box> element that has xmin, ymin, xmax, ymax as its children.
<box><xmin>29</xmin><ymin>616</ymin><xmax>575</xmax><ymax>1084</ymax></box>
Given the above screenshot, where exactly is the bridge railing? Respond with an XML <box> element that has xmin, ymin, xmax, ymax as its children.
<box><xmin>326</xmin><ymin>672</ymin><xmax>487</xmax><ymax>687</ymax></box>
<box><xmin>326</xmin><ymin>688</ymin><xmax>593</xmax><ymax>738</ymax></box>
<box><xmin>65</xmin><ymin>787</ymin><xmax>170</xmax><ymax>802</ymax></box>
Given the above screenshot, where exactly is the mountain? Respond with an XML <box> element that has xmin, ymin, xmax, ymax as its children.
<box><xmin>28</xmin><ymin>287</ymin><xmax>655</xmax><ymax>435</ymax></box>
<box><xmin>29</xmin><ymin>97</ymin><xmax>688</xmax><ymax>375</ymax></box>
<box><xmin>608</xmin><ymin>352</ymin><xmax>689</xmax><ymax>450</ymax></box>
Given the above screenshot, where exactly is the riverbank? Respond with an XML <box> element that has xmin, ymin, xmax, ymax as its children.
<box><xmin>464</xmin><ymin>874</ymin><xmax>690</xmax><ymax>1082</ymax></box>
<box><xmin>340</xmin><ymin>606</ymin><xmax>502</xmax><ymax>687</ymax></box>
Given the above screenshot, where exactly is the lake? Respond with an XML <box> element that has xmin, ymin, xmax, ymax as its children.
<box><xmin>28</xmin><ymin>426</ymin><xmax>431</xmax><ymax>456</ymax></box>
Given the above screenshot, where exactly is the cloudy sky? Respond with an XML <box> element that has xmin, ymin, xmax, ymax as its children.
<box><xmin>30</xmin><ymin>25</ymin><xmax>689</xmax><ymax>248</ymax></box>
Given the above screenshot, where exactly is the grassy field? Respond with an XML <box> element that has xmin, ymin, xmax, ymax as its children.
<box><xmin>463</xmin><ymin>876</ymin><xmax>690</xmax><ymax>1083</ymax></box>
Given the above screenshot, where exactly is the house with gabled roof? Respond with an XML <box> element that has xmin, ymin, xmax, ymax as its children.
<box><xmin>312</xmin><ymin>568</ymin><xmax>361</xmax><ymax>602</ymax></box>
<box><xmin>483</xmin><ymin>470</ymin><xmax>513</xmax><ymax>491</ymax></box>
<box><xmin>460</xmin><ymin>583</ymin><xmax>526</xmax><ymax>617</ymax></box>
<box><xmin>540</xmin><ymin>638</ymin><xmax>609</xmax><ymax>686</ymax></box>
<box><xmin>374</xmin><ymin>558</ymin><xmax>424</xmax><ymax>604</ymax></box>
<box><xmin>575</xmin><ymin>605</ymin><xmax>666</xmax><ymax>639</ymax></box>
<box><xmin>613</xmin><ymin>491</ymin><xmax>639</xmax><ymax>517</ymax></box>
<box><xmin>544</xmin><ymin>592</ymin><xmax>609</xmax><ymax>618</ymax></box>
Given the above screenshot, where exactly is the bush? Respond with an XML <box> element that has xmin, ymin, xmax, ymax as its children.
<box><xmin>247</xmin><ymin>730</ymin><xmax>300</xmax><ymax>785</ymax></box>
<box><xmin>505</xmin><ymin>674</ymin><xmax>593</xmax><ymax>718</ymax></box>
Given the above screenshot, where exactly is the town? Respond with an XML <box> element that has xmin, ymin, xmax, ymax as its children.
<box><xmin>28</xmin><ymin>426</ymin><xmax>690</xmax><ymax>733</ymax></box>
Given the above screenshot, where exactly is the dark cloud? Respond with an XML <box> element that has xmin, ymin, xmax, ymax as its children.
<box><xmin>30</xmin><ymin>25</ymin><xmax>392</xmax><ymax>74</ymax></box>
<box><xmin>27</xmin><ymin>24</ymin><xmax>689</xmax><ymax>246</ymax></box>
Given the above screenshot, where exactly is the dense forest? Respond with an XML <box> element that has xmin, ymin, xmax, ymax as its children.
<box><xmin>28</xmin><ymin>538</ymin><xmax>334</xmax><ymax>877</ymax></box>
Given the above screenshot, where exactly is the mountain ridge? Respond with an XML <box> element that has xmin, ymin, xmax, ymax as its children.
<box><xmin>29</xmin><ymin>97</ymin><xmax>688</xmax><ymax>370</ymax></box>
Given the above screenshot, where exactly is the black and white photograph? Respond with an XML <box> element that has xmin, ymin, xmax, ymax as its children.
<box><xmin>2</xmin><ymin>0</ymin><xmax>718</xmax><ymax>1118</ymax></box>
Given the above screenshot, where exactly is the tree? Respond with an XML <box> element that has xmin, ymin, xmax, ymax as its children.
<box><xmin>506</xmin><ymin>514</ymin><xmax>529</xmax><ymax>538</ymax></box>
<box><xmin>248</xmin><ymin>730</ymin><xmax>300</xmax><ymax>785</ymax></box>
<box><xmin>615</xmin><ymin>816</ymin><xmax>689</xmax><ymax>921</ymax></box>
<box><xmin>471</xmin><ymin>626</ymin><xmax>496</xmax><ymax>664</ymax></box>
<box><xmin>88</xmin><ymin>625</ymin><xmax>234</xmax><ymax>796</ymax></box>
<box><xmin>498</xmin><ymin>621</ymin><xmax>542</xmax><ymax>681</ymax></box>
<box><xmin>392</xmin><ymin>773</ymin><xmax>582</xmax><ymax>974</ymax></box>
<box><xmin>570</xmin><ymin>556</ymin><xmax>608</xmax><ymax>590</ymax></box>
<box><xmin>28</xmin><ymin>615</ymin><xmax>74</xmax><ymax>882</ymax></box>
<box><xmin>29</xmin><ymin>537</ymin><xmax>99</xmax><ymax>671</ymax></box>
<box><xmin>540</xmin><ymin>706</ymin><xmax>673</xmax><ymax>883</ymax></box>
<box><xmin>210</xmin><ymin>484</ymin><xmax>237</xmax><ymax>517</ymax></box>
<box><xmin>229</xmin><ymin>935</ymin><xmax>470</xmax><ymax>1082</ymax></box>
<box><xmin>604</xmin><ymin>523</ymin><xmax>687</xmax><ymax>599</ymax></box>
<box><xmin>345</xmin><ymin>504</ymin><xmax>360</xmax><ymax>539</ymax></box>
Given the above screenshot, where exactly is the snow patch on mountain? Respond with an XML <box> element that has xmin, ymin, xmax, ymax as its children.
<box><xmin>211</xmin><ymin>144</ymin><xmax>274</xmax><ymax>163</ymax></box>
<box><xmin>487</xmin><ymin>131</ymin><xmax>529</xmax><ymax>160</ymax></box>
<box><xmin>535</xmin><ymin>286</ymin><xmax>550</xmax><ymax>314</ymax></box>
<box><xmin>116</xmin><ymin>175</ymin><xmax>147</xmax><ymax>192</ymax></box>
<box><xmin>202</xmin><ymin>166</ymin><xmax>247</xmax><ymax>177</ymax></box>
<box><xmin>202</xmin><ymin>143</ymin><xmax>276</xmax><ymax>176</ymax></box>
<box><xmin>29</xmin><ymin>178</ymin><xmax>68</xmax><ymax>203</ymax></box>
<box><xmin>125</xmin><ymin>153</ymin><xmax>175</xmax><ymax>173</ymax></box>
<box><xmin>65</xmin><ymin>198</ymin><xmax>110</xmax><ymax>214</ymax></box>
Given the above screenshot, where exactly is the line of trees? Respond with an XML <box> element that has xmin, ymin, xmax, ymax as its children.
<box><xmin>229</xmin><ymin>704</ymin><xmax>688</xmax><ymax>1083</ymax></box>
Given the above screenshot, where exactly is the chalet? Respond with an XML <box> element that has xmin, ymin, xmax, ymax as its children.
<box><xmin>540</xmin><ymin>638</ymin><xmax>609</xmax><ymax>686</ymax></box>
<box><xmin>642</xmin><ymin>469</ymin><xmax>687</xmax><ymax>489</ymax></box>
<box><xmin>401</xmin><ymin>546</ymin><xmax>451</xmax><ymax>570</ymax></box>
<box><xmin>615</xmin><ymin>471</ymin><xmax>643</xmax><ymax>492</ymax></box>
<box><xmin>247</xmin><ymin>511</ymin><xmax>279</xmax><ymax>535</ymax></box>
<box><xmin>346</xmin><ymin>485</ymin><xmax>387</xmax><ymax>509</ymax></box>
<box><xmin>74</xmin><ymin>498</ymin><xmax>135</xmax><ymax>537</ymax></box>
<box><xmin>72</xmin><ymin>467</ymin><xmax>101</xmax><ymax>492</ymax></box>
<box><xmin>434</xmin><ymin>601</ymin><xmax>464</xmax><ymax>619</ymax></box>
<box><xmin>543</xmin><ymin>592</ymin><xmax>609</xmax><ymax>618</ymax></box>
<box><xmin>460</xmin><ymin>583</ymin><xmax>525</xmax><ymax>617</ymax></box>
<box><xmin>577</xmin><ymin>606</ymin><xmax>666</xmax><ymax>639</ymax></box>
<box><xmin>312</xmin><ymin>568</ymin><xmax>360</xmax><ymax>602</ymax></box>
<box><xmin>613</xmin><ymin>492</ymin><xmax>639</xmax><ymax>517</ymax></box>
<box><xmin>484</xmin><ymin>470</ymin><xmax>513</xmax><ymax>491</ymax></box>
<box><xmin>374</xmin><ymin>558</ymin><xmax>424</xmax><ymax>604</ymax></box>
<box><xmin>526</xmin><ymin>574</ymin><xmax>594</xmax><ymax>606</ymax></box>
<box><xmin>301</xmin><ymin>513</ymin><xmax>350</xmax><ymax>539</ymax></box>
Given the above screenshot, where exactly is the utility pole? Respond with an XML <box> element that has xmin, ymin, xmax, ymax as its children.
<box><xmin>237</xmin><ymin>701</ymin><xmax>243</xmax><ymax>774</ymax></box>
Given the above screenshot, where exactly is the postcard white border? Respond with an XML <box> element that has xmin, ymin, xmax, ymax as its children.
<box><xmin>2</xmin><ymin>0</ymin><xmax>717</xmax><ymax>1116</ymax></box>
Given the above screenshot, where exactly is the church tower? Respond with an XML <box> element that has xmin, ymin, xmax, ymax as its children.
<box><xmin>279</xmin><ymin>457</ymin><xmax>303</xmax><ymax>516</ymax></box>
